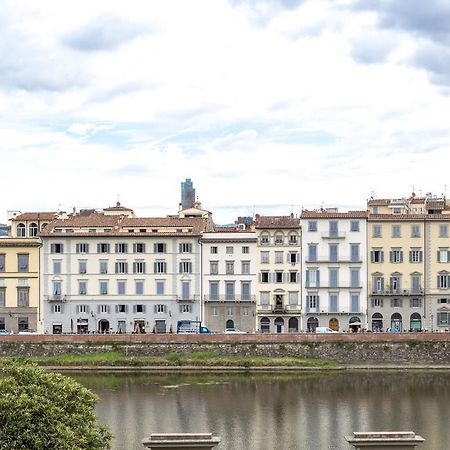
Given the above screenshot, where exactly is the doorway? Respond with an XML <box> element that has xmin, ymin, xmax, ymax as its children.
<box><xmin>98</xmin><ymin>319</ymin><xmax>110</xmax><ymax>333</ymax></box>
<box><xmin>307</xmin><ymin>317</ymin><xmax>319</xmax><ymax>332</ymax></box>
<box><xmin>274</xmin><ymin>317</ymin><xmax>284</xmax><ymax>333</ymax></box>
<box><xmin>329</xmin><ymin>318</ymin><xmax>339</xmax><ymax>331</ymax></box>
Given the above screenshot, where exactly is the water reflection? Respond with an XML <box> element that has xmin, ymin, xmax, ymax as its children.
<box><xmin>72</xmin><ymin>372</ymin><xmax>450</xmax><ymax>450</ymax></box>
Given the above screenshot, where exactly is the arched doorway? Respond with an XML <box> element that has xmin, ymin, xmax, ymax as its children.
<box><xmin>288</xmin><ymin>317</ymin><xmax>298</xmax><ymax>333</ymax></box>
<box><xmin>260</xmin><ymin>317</ymin><xmax>270</xmax><ymax>333</ymax></box>
<box><xmin>410</xmin><ymin>313</ymin><xmax>422</xmax><ymax>331</ymax></box>
<box><xmin>307</xmin><ymin>317</ymin><xmax>319</xmax><ymax>332</ymax></box>
<box><xmin>226</xmin><ymin>319</ymin><xmax>235</xmax><ymax>329</ymax></box>
<box><xmin>391</xmin><ymin>313</ymin><xmax>402</xmax><ymax>331</ymax></box>
<box><xmin>98</xmin><ymin>319</ymin><xmax>110</xmax><ymax>333</ymax></box>
<box><xmin>274</xmin><ymin>317</ymin><xmax>284</xmax><ymax>333</ymax></box>
<box><xmin>329</xmin><ymin>318</ymin><xmax>339</xmax><ymax>331</ymax></box>
<box><xmin>349</xmin><ymin>316</ymin><xmax>361</xmax><ymax>332</ymax></box>
<box><xmin>371</xmin><ymin>313</ymin><xmax>383</xmax><ymax>332</ymax></box>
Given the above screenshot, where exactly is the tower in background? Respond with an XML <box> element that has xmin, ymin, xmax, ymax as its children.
<box><xmin>181</xmin><ymin>178</ymin><xmax>195</xmax><ymax>210</ymax></box>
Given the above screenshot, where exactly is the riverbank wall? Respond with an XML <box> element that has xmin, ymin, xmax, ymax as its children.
<box><xmin>1</xmin><ymin>333</ymin><xmax>450</xmax><ymax>364</ymax></box>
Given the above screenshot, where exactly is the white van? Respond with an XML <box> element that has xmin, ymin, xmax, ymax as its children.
<box><xmin>315</xmin><ymin>327</ymin><xmax>338</xmax><ymax>333</ymax></box>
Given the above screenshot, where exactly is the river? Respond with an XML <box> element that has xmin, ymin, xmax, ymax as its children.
<box><xmin>72</xmin><ymin>371</ymin><xmax>450</xmax><ymax>450</ymax></box>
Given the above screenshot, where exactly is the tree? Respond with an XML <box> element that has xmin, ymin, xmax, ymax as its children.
<box><xmin>0</xmin><ymin>361</ymin><xmax>112</xmax><ymax>450</ymax></box>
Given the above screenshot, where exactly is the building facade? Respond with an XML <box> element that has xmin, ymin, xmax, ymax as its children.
<box><xmin>201</xmin><ymin>229</ymin><xmax>257</xmax><ymax>333</ymax></box>
<box><xmin>40</xmin><ymin>206</ymin><xmax>206</xmax><ymax>334</ymax></box>
<box><xmin>254</xmin><ymin>215</ymin><xmax>301</xmax><ymax>333</ymax></box>
<box><xmin>301</xmin><ymin>210</ymin><xmax>367</xmax><ymax>332</ymax></box>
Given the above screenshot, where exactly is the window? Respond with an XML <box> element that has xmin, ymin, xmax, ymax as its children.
<box><xmin>76</xmin><ymin>243</ymin><xmax>89</xmax><ymax>253</ymax></box>
<box><xmin>241</xmin><ymin>261</ymin><xmax>250</xmax><ymax>274</ymax></box>
<box><xmin>210</xmin><ymin>246</ymin><xmax>218</xmax><ymax>254</ymax></box>
<box><xmin>99</xmin><ymin>260</ymin><xmax>108</xmax><ymax>274</ymax></box>
<box><xmin>242</xmin><ymin>306</ymin><xmax>249</xmax><ymax>316</ymax></box>
<box><xmin>260</xmin><ymin>292</ymin><xmax>270</xmax><ymax>305</ymax></box>
<box><xmin>329</xmin><ymin>221</ymin><xmax>338</xmax><ymax>237</ymax></box>
<box><xmin>77</xmin><ymin>260</ymin><xmax>86</xmax><ymax>274</ymax></box>
<box><xmin>329</xmin><ymin>294</ymin><xmax>338</xmax><ymax>312</ymax></box>
<box><xmin>155</xmin><ymin>304</ymin><xmax>166</xmax><ymax>314</ymax></box>
<box><xmin>308</xmin><ymin>221</ymin><xmax>317</xmax><ymax>232</ymax></box>
<box><xmin>79</xmin><ymin>281</ymin><xmax>87</xmax><ymax>295</ymax></box>
<box><xmin>350</xmin><ymin>244</ymin><xmax>360</xmax><ymax>262</ymax></box>
<box><xmin>274</xmin><ymin>234</ymin><xmax>284</xmax><ymax>245</ymax></box>
<box><xmin>392</xmin><ymin>225</ymin><xmax>401</xmax><ymax>238</ymax></box>
<box><xmin>154</xmin><ymin>261</ymin><xmax>167</xmax><ymax>274</ymax></box>
<box><xmin>289</xmin><ymin>252</ymin><xmax>298</xmax><ymax>263</ymax></box>
<box><xmin>226</xmin><ymin>261</ymin><xmax>234</xmax><ymax>275</ymax></box>
<box><xmin>53</xmin><ymin>304</ymin><xmax>62</xmax><ymax>313</ymax></box>
<box><xmin>78</xmin><ymin>304</ymin><xmax>89</xmax><ymax>314</ymax></box>
<box><xmin>53</xmin><ymin>260</ymin><xmax>61</xmax><ymax>275</ymax></box>
<box><xmin>97</xmin><ymin>243</ymin><xmax>110</xmax><ymax>253</ymax></box>
<box><xmin>99</xmin><ymin>281</ymin><xmax>108</xmax><ymax>295</ymax></box>
<box><xmin>209</xmin><ymin>282</ymin><xmax>219</xmax><ymax>300</ymax></box>
<box><xmin>114</xmin><ymin>243</ymin><xmax>126</xmax><ymax>254</ymax></box>
<box><xmin>135</xmin><ymin>304</ymin><xmax>145</xmax><ymax>313</ymax></box>
<box><xmin>438</xmin><ymin>274</ymin><xmax>449</xmax><ymax>289</ymax></box>
<box><xmin>288</xmin><ymin>291</ymin><xmax>298</xmax><ymax>305</ymax></box>
<box><xmin>210</xmin><ymin>261</ymin><xmax>218</xmax><ymax>274</ymax></box>
<box><xmin>393</xmin><ymin>208</ymin><xmax>402</xmax><ymax>214</ymax></box>
<box><xmin>260</xmin><ymin>271</ymin><xmax>269</xmax><ymax>283</ymax></box>
<box><xmin>391</xmin><ymin>298</ymin><xmax>403</xmax><ymax>307</ymax></box>
<box><xmin>211</xmin><ymin>307</ymin><xmax>218</xmax><ymax>316</ymax></box>
<box><xmin>260</xmin><ymin>252</ymin><xmax>269</xmax><ymax>263</ymax></box>
<box><xmin>409</xmin><ymin>249</ymin><xmax>423</xmax><ymax>263</ymax></box>
<box><xmin>18</xmin><ymin>317</ymin><xmax>28</xmax><ymax>332</ymax></box>
<box><xmin>154</xmin><ymin>243</ymin><xmax>167</xmax><ymax>253</ymax></box>
<box><xmin>0</xmin><ymin>254</ymin><xmax>4</xmax><ymax>272</ymax></box>
<box><xmin>373</xmin><ymin>276</ymin><xmax>384</xmax><ymax>293</ymax></box>
<box><xmin>179</xmin><ymin>243</ymin><xmax>192</xmax><ymax>253</ymax></box>
<box><xmin>438</xmin><ymin>312</ymin><xmax>449</xmax><ymax>326</ymax></box>
<box><xmin>16</xmin><ymin>224</ymin><xmax>26</xmax><ymax>237</ymax></box>
<box><xmin>226</xmin><ymin>246</ymin><xmax>234</xmax><ymax>254</ymax></box>
<box><xmin>411</xmin><ymin>225</ymin><xmax>420</xmax><ymax>238</ymax></box>
<box><xmin>438</xmin><ymin>298</ymin><xmax>448</xmax><ymax>304</ymax></box>
<box><xmin>372</xmin><ymin>225</ymin><xmax>382</xmax><ymax>238</ymax></box>
<box><xmin>437</xmin><ymin>249</ymin><xmax>450</xmax><ymax>263</ymax></box>
<box><xmin>439</xmin><ymin>224</ymin><xmax>448</xmax><ymax>238</ymax></box>
<box><xmin>156</xmin><ymin>281</ymin><xmax>165</xmax><ymax>295</ymax></box>
<box><xmin>179</xmin><ymin>261</ymin><xmax>192</xmax><ymax>274</ymax></box>
<box><xmin>117</xmin><ymin>281</ymin><xmax>126</xmax><ymax>295</ymax></box>
<box><xmin>306</xmin><ymin>269</ymin><xmax>319</xmax><ymax>288</ymax></box>
<box><xmin>390</xmin><ymin>276</ymin><xmax>401</xmax><ymax>293</ymax></box>
<box><xmin>275</xmin><ymin>252</ymin><xmax>284</xmax><ymax>263</ymax></box>
<box><xmin>410</xmin><ymin>298</ymin><xmax>422</xmax><ymax>307</ymax></box>
<box><xmin>115</xmin><ymin>261</ymin><xmax>128</xmax><ymax>274</ymax></box>
<box><xmin>18</xmin><ymin>254</ymin><xmax>29</xmax><ymax>273</ymax></box>
<box><xmin>275</xmin><ymin>271</ymin><xmax>283</xmax><ymax>283</ymax></box>
<box><xmin>370</xmin><ymin>249</ymin><xmax>384</xmax><ymax>263</ymax></box>
<box><xmin>225</xmin><ymin>282</ymin><xmax>235</xmax><ymax>300</ymax></box>
<box><xmin>133</xmin><ymin>261</ymin><xmax>146</xmax><ymax>274</ymax></box>
<box><xmin>241</xmin><ymin>282</ymin><xmax>251</xmax><ymax>300</ymax></box>
<box><xmin>350</xmin><ymin>220</ymin><xmax>360</xmax><ymax>232</ymax></box>
<box><xmin>117</xmin><ymin>304</ymin><xmax>127</xmax><ymax>313</ymax></box>
<box><xmin>17</xmin><ymin>288</ymin><xmax>29</xmax><ymax>307</ymax></box>
<box><xmin>329</xmin><ymin>244</ymin><xmax>338</xmax><ymax>262</ymax></box>
<box><xmin>99</xmin><ymin>304</ymin><xmax>109</xmax><ymax>313</ymax></box>
<box><xmin>289</xmin><ymin>233</ymin><xmax>298</xmax><ymax>245</ymax></box>
<box><xmin>371</xmin><ymin>298</ymin><xmax>383</xmax><ymax>307</ymax></box>
<box><xmin>0</xmin><ymin>287</ymin><xmax>5</xmax><ymax>307</ymax></box>
<box><xmin>389</xmin><ymin>249</ymin><xmax>403</xmax><ymax>263</ymax></box>
<box><xmin>351</xmin><ymin>294</ymin><xmax>360</xmax><ymax>312</ymax></box>
<box><xmin>260</xmin><ymin>234</ymin><xmax>269</xmax><ymax>245</ymax></box>
<box><xmin>308</xmin><ymin>244</ymin><xmax>317</xmax><ymax>262</ymax></box>
<box><xmin>182</xmin><ymin>281</ymin><xmax>190</xmax><ymax>300</ymax></box>
<box><xmin>350</xmin><ymin>269</ymin><xmax>360</xmax><ymax>288</ymax></box>
<box><xmin>289</xmin><ymin>271</ymin><xmax>298</xmax><ymax>283</ymax></box>
<box><xmin>307</xmin><ymin>295</ymin><xmax>319</xmax><ymax>309</ymax></box>
<box><xmin>135</xmin><ymin>280</ymin><xmax>144</xmax><ymax>295</ymax></box>
<box><xmin>329</xmin><ymin>269</ymin><xmax>339</xmax><ymax>288</ymax></box>
<box><xmin>242</xmin><ymin>246</ymin><xmax>249</xmax><ymax>254</ymax></box>
<box><xmin>52</xmin><ymin>281</ymin><xmax>62</xmax><ymax>296</ymax></box>
<box><xmin>180</xmin><ymin>304</ymin><xmax>192</xmax><ymax>313</ymax></box>
<box><xmin>133</xmin><ymin>243</ymin><xmax>146</xmax><ymax>253</ymax></box>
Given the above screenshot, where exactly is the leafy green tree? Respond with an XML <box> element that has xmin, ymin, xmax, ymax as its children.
<box><xmin>0</xmin><ymin>361</ymin><xmax>112</xmax><ymax>450</ymax></box>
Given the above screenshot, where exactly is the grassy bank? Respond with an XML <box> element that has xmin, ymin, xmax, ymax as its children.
<box><xmin>1</xmin><ymin>351</ymin><xmax>337</xmax><ymax>368</ymax></box>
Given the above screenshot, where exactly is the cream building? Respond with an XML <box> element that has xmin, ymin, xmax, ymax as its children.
<box><xmin>254</xmin><ymin>215</ymin><xmax>301</xmax><ymax>333</ymax></box>
<box><xmin>201</xmin><ymin>227</ymin><xmax>257</xmax><ymax>332</ymax></box>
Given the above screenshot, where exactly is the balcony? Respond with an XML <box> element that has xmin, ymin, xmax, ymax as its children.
<box><xmin>176</xmin><ymin>295</ymin><xmax>200</xmax><ymax>303</ymax></box>
<box><xmin>45</xmin><ymin>294</ymin><xmax>68</xmax><ymax>303</ymax></box>
<box><xmin>321</xmin><ymin>232</ymin><xmax>346</xmax><ymax>239</ymax></box>
<box><xmin>370</xmin><ymin>288</ymin><xmax>423</xmax><ymax>296</ymax></box>
<box><xmin>204</xmin><ymin>295</ymin><xmax>256</xmax><ymax>303</ymax></box>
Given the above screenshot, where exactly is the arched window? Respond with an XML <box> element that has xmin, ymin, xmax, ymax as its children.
<box><xmin>16</xmin><ymin>223</ymin><xmax>26</xmax><ymax>237</ymax></box>
<box><xmin>274</xmin><ymin>317</ymin><xmax>284</xmax><ymax>333</ymax></box>
<box><xmin>29</xmin><ymin>223</ymin><xmax>38</xmax><ymax>237</ymax></box>
<box><xmin>329</xmin><ymin>318</ymin><xmax>339</xmax><ymax>331</ymax></box>
<box><xmin>226</xmin><ymin>319</ymin><xmax>235</xmax><ymax>329</ymax></box>
<box><xmin>307</xmin><ymin>317</ymin><xmax>319</xmax><ymax>332</ymax></box>
<box><xmin>391</xmin><ymin>313</ymin><xmax>403</xmax><ymax>331</ymax></box>
<box><xmin>260</xmin><ymin>233</ymin><xmax>270</xmax><ymax>245</ymax></box>
<box><xmin>288</xmin><ymin>317</ymin><xmax>298</xmax><ymax>332</ymax></box>
<box><xmin>410</xmin><ymin>313</ymin><xmax>422</xmax><ymax>332</ymax></box>
<box><xmin>371</xmin><ymin>313</ymin><xmax>383</xmax><ymax>332</ymax></box>
<box><xmin>274</xmin><ymin>232</ymin><xmax>284</xmax><ymax>245</ymax></box>
<box><xmin>260</xmin><ymin>317</ymin><xmax>270</xmax><ymax>333</ymax></box>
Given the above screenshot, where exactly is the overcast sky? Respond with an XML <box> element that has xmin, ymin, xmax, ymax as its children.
<box><xmin>1</xmin><ymin>0</ymin><xmax>450</xmax><ymax>224</ymax></box>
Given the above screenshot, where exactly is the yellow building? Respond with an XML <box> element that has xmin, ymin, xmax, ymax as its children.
<box><xmin>0</xmin><ymin>238</ymin><xmax>41</xmax><ymax>333</ymax></box>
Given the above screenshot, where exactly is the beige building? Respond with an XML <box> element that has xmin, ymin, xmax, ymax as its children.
<box><xmin>254</xmin><ymin>215</ymin><xmax>301</xmax><ymax>333</ymax></box>
<box><xmin>0</xmin><ymin>238</ymin><xmax>41</xmax><ymax>333</ymax></box>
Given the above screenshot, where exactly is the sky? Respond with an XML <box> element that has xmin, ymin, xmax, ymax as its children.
<box><xmin>1</xmin><ymin>0</ymin><xmax>450</xmax><ymax>224</ymax></box>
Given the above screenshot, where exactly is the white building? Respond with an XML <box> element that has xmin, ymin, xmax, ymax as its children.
<box><xmin>201</xmin><ymin>228</ymin><xmax>257</xmax><ymax>333</ymax></box>
<box><xmin>41</xmin><ymin>205</ymin><xmax>208</xmax><ymax>334</ymax></box>
<box><xmin>300</xmin><ymin>209</ymin><xmax>368</xmax><ymax>332</ymax></box>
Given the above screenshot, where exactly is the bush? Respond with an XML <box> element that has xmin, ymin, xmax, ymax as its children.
<box><xmin>0</xmin><ymin>361</ymin><xmax>112</xmax><ymax>450</ymax></box>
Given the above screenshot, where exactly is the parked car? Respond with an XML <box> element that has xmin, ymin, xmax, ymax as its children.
<box><xmin>0</xmin><ymin>329</ymin><xmax>13</xmax><ymax>335</ymax></box>
<box><xmin>18</xmin><ymin>329</ymin><xmax>38</xmax><ymax>335</ymax></box>
<box><xmin>315</xmin><ymin>327</ymin><xmax>338</xmax><ymax>333</ymax></box>
<box><xmin>223</xmin><ymin>328</ymin><xmax>246</xmax><ymax>334</ymax></box>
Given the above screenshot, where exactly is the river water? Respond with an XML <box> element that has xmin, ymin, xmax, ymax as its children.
<box><xmin>73</xmin><ymin>371</ymin><xmax>450</xmax><ymax>450</ymax></box>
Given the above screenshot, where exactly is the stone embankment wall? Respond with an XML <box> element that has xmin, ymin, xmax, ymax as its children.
<box><xmin>0</xmin><ymin>333</ymin><xmax>449</xmax><ymax>364</ymax></box>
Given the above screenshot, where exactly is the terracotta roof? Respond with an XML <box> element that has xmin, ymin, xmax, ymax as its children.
<box><xmin>410</xmin><ymin>197</ymin><xmax>426</xmax><ymax>204</ymax></box>
<box><xmin>368</xmin><ymin>214</ymin><xmax>426</xmax><ymax>221</ymax></box>
<box><xmin>103</xmin><ymin>202</ymin><xmax>134</xmax><ymax>212</ymax></box>
<box><xmin>300</xmin><ymin>210</ymin><xmax>367</xmax><ymax>219</ymax></box>
<box><xmin>13</xmin><ymin>212</ymin><xmax>58</xmax><ymax>221</ymax></box>
<box><xmin>254</xmin><ymin>215</ymin><xmax>300</xmax><ymax>229</ymax></box>
<box><xmin>426</xmin><ymin>200</ymin><xmax>445</xmax><ymax>209</ymax></box>
<box><xmin>367</xmin><ymin>199</ymin><xmax>390</xmax><ymax>206</ymax></box>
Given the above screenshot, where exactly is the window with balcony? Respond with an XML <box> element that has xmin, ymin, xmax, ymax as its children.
<box><xmin>390</xmin><ymin>276</ymin><xmax>401</xmax><ymax>293</ymax></box>
<box><xmin>225</xmin><ymin>282</ymin><xmax>235</xmax><ymax>300</ymax></box>
<box><xmin>241</xmin><ymin>282</ymin><xmax>251</xmax><ymax>300</ymax></box>
<box><xmin>209</xmin><ymin>282</ymin><xmax>219</xmax><ymax>300</ymax></box>
<box><xmin>182</xmin><ymin>281</ymin><xmax>190</xmax><ymax>300</ymax></box>
<box><xmin>53</xmin><ymin>281</ymin><xmax>62</xmax><ymax>296</ymax></box>
<box><xmin>373</xmin><ymin>276</ymin><xmax>384</xmax><ymax>293</ymax></box>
